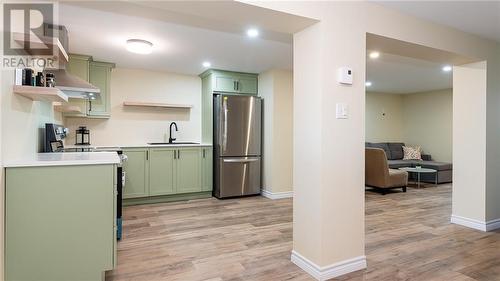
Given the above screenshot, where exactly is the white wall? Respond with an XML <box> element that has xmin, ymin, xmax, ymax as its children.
<box><xmin>402</xmin><ymin>89</ymin><xmax>453</xmax><ymax>162</ymax></box>
<box><xmin>259</xmin><ymin>69</ymin><xmax>293</xmax><ymax>194</ymax></box>
<box><xmin>453</xmin><ymin>62</ymin><xmax>487</xmax><ymax>222</ymax></box>
<box><xmin>64</xmin><ymin>68</ymin><xmax>202</xmax><ymax>146</ymax></box>
<box><xmin>247</xmin><ymin>0</ymin><xmax>500</xmax><ymax>274</ymax></box>
<box><xmin>1</xmin><ymin>70</ymin><xmax>63</xmax><ymax>161</ymax></box>
<box><xmin>365</xmin><ymin>92</ymin><xmax>403</xmax><ymax>142</ymax></box>
<box><xmin>259</xmin><ymin>71</ymin><xmax>274</xmax><ymax>191</ymax></box>
<box><xmin>0</xmin><ymin>68</ymin><xmax>3</xmax><ymax>281</ymax></box>
<box><xmin>366</xmin><ymin>89</ymin><xmax>453</xmax><ymax>162</ymax></box>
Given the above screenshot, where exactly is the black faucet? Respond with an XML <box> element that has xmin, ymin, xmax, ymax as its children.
<box><xmin>169</xmin><ymin>122</ymin><xmax>178</xmax><ymax>144</ymax></box>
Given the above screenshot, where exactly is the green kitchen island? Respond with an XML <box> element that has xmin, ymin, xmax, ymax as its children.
<box><xmin>4</xmin><ymin>152</ymin><xmax>120</xmax><ymax>281</ymax></box>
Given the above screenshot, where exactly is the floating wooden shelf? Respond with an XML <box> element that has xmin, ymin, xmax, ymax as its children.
<box><xmin>13</xmin><ymin>85</ymin><xmax>68</xmax><ymax>103</ymax></box>
<box><xmin>53</xmin><ymin>104</ymin><xmax>83</xmax><ymax>114</ymax></box>
<box><xmin>123</xmin><ymin>101</ymin><xmax>193</xmax><ymax>109</ymax></box>
<box><xmin>13</xmin><ymin>32</ymin><xmax>69</xmax><ymax>62</ymax></box>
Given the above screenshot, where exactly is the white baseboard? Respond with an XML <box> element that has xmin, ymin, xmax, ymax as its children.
<box><xmin>261</xmin><ymin>189</ymin><xmax>293</xmax><ymax>199</ymax></box>
<box><xmin>291</xmin><ymin>250</ymin><xmax>366</xmax><ymax>280</ymax></box>
<box><xmin>451</xmin><ymin>215</ymin><xmax>500</xmax><ymax>232</ymax></box>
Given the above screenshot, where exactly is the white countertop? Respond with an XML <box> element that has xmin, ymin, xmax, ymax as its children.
<box><xmin>4</xmin><ymin>152</ymin><xmax>121</xmax><ymax>168</ymax></box>
<box><xmin>64</xmin><ymin>143</ymin><xmax>213</xmax><ymax>149</ymax></box>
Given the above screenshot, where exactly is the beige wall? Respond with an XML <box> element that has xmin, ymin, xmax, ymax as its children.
<box><xmin>366</xmin><ymin>89</ymin><xmax>453</xmax><ymax>162</ymax></box>
<box><xmin>259</xmin><ymin>69</ymin><xmax>293</xmax><ymax>194</ymax></box>
<box><xmin>64</xmin><ymin>68</ymin><xmax>202</xmax><ymax>146</ymax></box>
<box><xmin>402</xmin><ymin>89</ymin><xmax>453</xmax><ymax>162</ymax></box>
<box><xmin>247</xmin><ymin>0</ymin><xmax>500</xmax><ymax>272</ymax></box>
<box><xmin>365</xmin><ymin>92</ymin><xmax>403</xmax><ymax>142</ymax></box>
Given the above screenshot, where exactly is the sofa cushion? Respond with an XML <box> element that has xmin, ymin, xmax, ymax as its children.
<box><xmin>387</xmin><ymin>159</ymin><xmax>415</xmax><ymax>169</ymax></box>
<box><xmin>419</xmin><ymin>161</ymin><xmax>453</xmax><ymax>171</ymax></box>
<box><xmin>387</xmin><ymin>143</ymin><xmax>405</xmax><ymax>160</ymax></box>
<box><xmin>403</xmin><ymin>145</ymin><xmax>422</xmax><ymax>160</ymax></box>
<box><xmin>370</xmin><ymin>143</ymin><xmax>391</xmax><ymax>159</ymax></box>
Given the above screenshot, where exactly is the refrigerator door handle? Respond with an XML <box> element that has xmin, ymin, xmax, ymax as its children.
<box><xmin>223</xmin><ymin>157</ymin><xmax>260</xmax><ymax>163</ymax></box>
<box><xmin>222</xmin><ymin>99</ymin><xmax>228</xmax><ymax>153</ymax></box>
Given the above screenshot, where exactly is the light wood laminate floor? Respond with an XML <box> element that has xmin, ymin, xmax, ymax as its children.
<box><xmin>107</xmin><ymin>184</ymin><xmax>500</xmax><ymax>281</ymax></box>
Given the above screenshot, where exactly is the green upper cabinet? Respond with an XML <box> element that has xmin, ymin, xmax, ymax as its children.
<box><xmin>176</xmin><ymin>147</ymin><xmax>202</xmax><ymax>194</ymax></box>
<box><xmin>122</xmin><ymin>149</ymin><xmax>149</xmax><ymax>198</ymax></box>
<box><xmin>201</xmin><ymin>147</ymin><xmax>213</xmax><ymax>192</ymax></box>
<box><xmin>236</xmin><ymin>75</ymin><xmax>258</xmax><ymax>94</ymax></box>
<box><xmin>200</xmin><ymin>69</ymin><xmax>258</xmax><ymax>95</ymax></box>
<box><xmin>214</xmin><ymin>75</ymin><xmax>237</xmax><ymax>92</ymax></box>
<box><xmin>88</xmin><ymin>61</ymin><xmax>114</xmax><ymax>118</ymax></box>
<box><xmin>66</xmin><ymin>54</ymin><xmax>90</xmax><ymax>81</ymax></box>
<box><xmin>200</xmin><ymin>69</ymin><xmax>258</xmax><ymax>144</ymax></box>
<box><xmin>149</xmin><ymin>148</ymin><xmax>176</xmax><ymax>196</ymax></box>
<box><xmin>64</xmin><ymin>54</ymin><xmax>91</xmax><ymax>117</ymax></box>
<box><xmin>64</xmin><ymin>54</ymin><xmax>115</xmax><ymax>119</ymax></box>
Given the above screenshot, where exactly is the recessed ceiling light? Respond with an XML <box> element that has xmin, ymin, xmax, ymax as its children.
<box><xmin>365</xmin><ymin>81</ymin><xmax>372</xmax><ymax>87</ymax></box>
<box><xmin>126</xmin><ymin>39</ymin><xmax>153</xmax><ymax>55</ymax></box>
<box><xmin>202</xmin><ymin>61</ymin><xmax>211</xmax><ymax>68</ymax></box>
<box><xmin>442</xmin><ymin>65</ymin><xmax>452</xmax><ymax>72</ymax></box>
<box><xmin>369</xmin><ymin>51</ymin><xmax>380</xmax><ymax>59</ymax></box>
<box><xmin>246</xmin><ymin>28</ymin><xmax>259</xmax><ymax>38</ymax></box>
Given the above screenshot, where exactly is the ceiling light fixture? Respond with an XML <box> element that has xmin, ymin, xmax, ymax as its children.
<box><xmin>126</xmin><ymin>39</ymin><xmax>153</xmax><ymax>54</ymax></box>
<box><xmin>442</xmin><ymin>65</ymin><xmax>452</xmax><ymax>72</ymax></box>
<box><xmin>202</xmin><ymin>61</ymin><xmax>211</xmax><ymax>68</ymax></box>
<box><xmin>369</xmin><ymin>51</ymin><xmax>380</xmax><ymax>59</ymax></box>
<box><xmin>246</xmin><ymin>28</ymin><xmax>259</xmax><ymax>38</ymax></box>
<box><xmin>365</xmin><ymin>81</ymin><xmax>372</xmax><ymax>87</ymax></box>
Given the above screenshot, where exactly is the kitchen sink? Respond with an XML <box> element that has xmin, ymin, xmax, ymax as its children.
<box><xmin>148</xmin><ymin>142</ymin><xmax>200</xmax><ymax>145</ymax></box>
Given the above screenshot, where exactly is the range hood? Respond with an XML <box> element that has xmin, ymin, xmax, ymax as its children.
<box><xmin>46</xmin><ymin>69</ymin><xmax>100</xmax><ymax>99</ymax></box>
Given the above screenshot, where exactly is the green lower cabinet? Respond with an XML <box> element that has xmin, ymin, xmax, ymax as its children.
<box><xmin>5</xmin><ymin>164</ymin><xmax>116</xmax><ymax>281</ymax></box>
<box><xmin>149</xmin><ymin>148</ymin><xmax>176</xmax><ymax>196</ymax></box>
<box><xmin>176</xmin><ymin>148</ymin><xmax>202</xmax><ymax>193</ymax></box>
<box><xmin>122</xmin><ymin>146</ymin><xmax>212</xmax><ymax>204</ymax></box>
<box><xmin>122</xmin><ymin>149</ymin><xmax>149</xmax><ymax>198</ymax></box>
<box><xmin>201</xmin><ymin>147</ymin><xmax>213</xmax><ymax>191</ymax></box>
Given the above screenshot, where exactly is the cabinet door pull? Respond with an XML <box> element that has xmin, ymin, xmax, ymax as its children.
<box><xmin>203</xmin><ymin>149</ymin><xmax>205</xmax><ymax>158</ymax></box>
<box><xmin>236</xmin><ymin>81</ymin><xmax>240</xmax><ymax>91</ymax></box>
<box><xmin>146</xmin><ymin>150</ymin><xmax>149</xmax><ymax>160</ymax></box>
<box><xmin>174</xmin><ymin>150</ymin><xmax>176</xmax><ymax>159</ymax></box>
<box><xmin>233</xmin><ymin>81</ymin><xmax>237</xmax><ymax>91</ymax></box>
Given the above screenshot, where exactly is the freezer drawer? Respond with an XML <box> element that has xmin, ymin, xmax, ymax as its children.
<box><xmin>214</xmin><ymin>156</ymin><xmax>261</xmax><ymax>198</ymax></box>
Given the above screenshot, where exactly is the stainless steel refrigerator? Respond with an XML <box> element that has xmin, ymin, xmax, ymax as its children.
<box><xmin>213</xmin><ymin>94</ymin><xmax>262</xmax><ymax>198</ymax></box>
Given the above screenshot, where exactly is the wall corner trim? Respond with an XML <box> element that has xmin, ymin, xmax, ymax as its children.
<box><xmin>261</xmin><ymin>189</ymin><xmax>293</xmax><ymax>199</ymax></box>
<box><xmin>451</xmin><ymin>215</ymin><xmax>500</xmax><ymax>232</ymax></box>
<box><xmin>291</xmin><ymin>250</ymin><xmax>366</xmax><ymax>280</ymax></box>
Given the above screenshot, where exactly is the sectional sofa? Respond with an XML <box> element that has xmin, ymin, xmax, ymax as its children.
<box><xmin>365</xmin><ymin>142</ymin><xmax>452</xmax><ymax>184</ymax></box>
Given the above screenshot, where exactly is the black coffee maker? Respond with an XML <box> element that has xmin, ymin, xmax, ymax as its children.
<box><xmin>44</xmin><ymin>123</ymin><xmax>68</xmax><ymax>152</ymax></box>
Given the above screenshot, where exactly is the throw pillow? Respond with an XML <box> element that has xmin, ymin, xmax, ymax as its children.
<box><xmin>403</xmin><ymin>146</ymin><xmax>422</xmax><ymax>160</ymax></box>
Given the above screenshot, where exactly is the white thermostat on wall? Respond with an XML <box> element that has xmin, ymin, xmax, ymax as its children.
<box><xmin>337</xmin><ymin>67</ymin><xmax>353</xmax><ymax>85</ymax></box>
